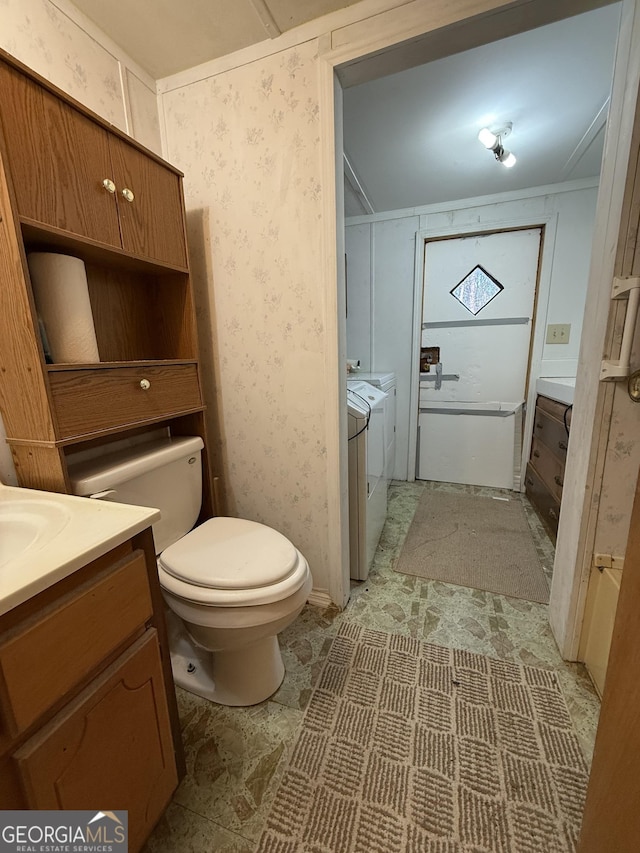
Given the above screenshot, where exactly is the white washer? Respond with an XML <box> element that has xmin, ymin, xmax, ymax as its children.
<box><xmin>356</xmin><ymin>372</ymin><xmax>396</xmax><ymax>483</ymax></box>
<box><xmin>347</xmin><ymin>380</ymin><xmax>388</xmax><ymax>579</ymax></box>
<box><xmin>347</xmin><ymin>389</ymin><xmax>368</xmax><ymax>581</ymax></box>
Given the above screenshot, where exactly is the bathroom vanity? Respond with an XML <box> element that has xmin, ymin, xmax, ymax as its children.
<box><xmin>0</xmin><ymin>486</ymin><xmax>182</xmax><ymax>852</ymax></box>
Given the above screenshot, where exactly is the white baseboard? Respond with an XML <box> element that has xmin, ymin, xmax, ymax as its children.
<box><xmin>307</xmin><ymin>588</ymin><xmax>334</xmax><ymax>608</ymax></box>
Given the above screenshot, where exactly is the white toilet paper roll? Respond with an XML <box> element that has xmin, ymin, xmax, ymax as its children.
<box><xmin>27</xmin><ymin>252</ymin><xmax>100</xmax><ymax>364</ymax></box>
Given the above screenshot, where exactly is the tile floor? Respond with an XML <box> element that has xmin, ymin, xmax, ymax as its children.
<box><xmin>144</xmin><ymin>480</ymin><xmax>600</xmax><ymax>853</ymax></box>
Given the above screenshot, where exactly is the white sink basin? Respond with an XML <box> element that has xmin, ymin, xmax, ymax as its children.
<box><xmin>0</xmin><ymin>484</ymin><xmax>160</xmax><ymax>616</ymax></box>
<box><xmin>0</xmin><ymin>499</ymin><xmax>72</xmax><ymax>568</ymax></box>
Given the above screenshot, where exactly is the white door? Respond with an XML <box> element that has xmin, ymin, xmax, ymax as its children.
<box><xmin>418</xmin><ymin>228</ymin><xmax>541</xmax><ymax>489</ymax></box>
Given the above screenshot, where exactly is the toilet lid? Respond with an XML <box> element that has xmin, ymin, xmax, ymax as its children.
<box><xmin>158</xmin><ymin>517</ymin><xmax>299</xmax><ymax>589</ymax></box>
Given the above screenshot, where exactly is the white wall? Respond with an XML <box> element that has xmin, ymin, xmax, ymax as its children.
<box><xmin>346</xmin><ymin>181</ymin><xmax>599</xmax><ymax>480</ymax></box>
<box><xmin>0</xmin><ymin>0</ymin><xmax>162</xmax><ymax>486</ymax></box>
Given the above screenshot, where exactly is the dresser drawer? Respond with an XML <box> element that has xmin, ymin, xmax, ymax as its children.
<box><xmin>532</xmin><ymin>407</ymin><xmax>570</xmax><ymax>461</ymax></box>
<box><xmin>0</xmin><ymin>551</ymin><xmax>152</xmax><ymax>736</ymax></box>
<box><xmin>530</xmin><ymin>437</ymin><xmax>564</xmax><ymax>501</ymax></box>
<box><xmin>536</xmin><ymin>394</ymin><xmax>573</xmax><ymax>425</ymax></box>
<box><xmin>50</xmin><ymin>363</ymin><xmax>202</xmax><ymax>439</ymax></box>
<box><xmin>524</xmin><ymin>462</ymin><xmax>561</xmax><ymax>540</ymax></box>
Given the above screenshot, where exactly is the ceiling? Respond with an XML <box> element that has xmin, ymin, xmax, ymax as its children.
<box><xmin>343</xmin><ymin>3</ymin><xmax>622</xmax><ymax>214</ymax></box>
<box><xmin>71</xmin><ymin>0</ymin><xmax>362</xmax><ymax>78</ymax></box>
<box><xmin>70</xmin><ymin>0</ymin><xmax>621</xmax><ymax>217</ymax></box>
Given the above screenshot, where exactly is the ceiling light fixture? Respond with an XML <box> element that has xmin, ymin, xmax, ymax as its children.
<box><xmin>478</xmin><ymin>122</ymin><xmax>516</xmax><ymax>168</ymax></box>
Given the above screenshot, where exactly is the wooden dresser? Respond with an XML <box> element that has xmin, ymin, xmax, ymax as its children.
<box><xmin>525</xmin><ymin>394</ymin><xmax>572</xmax><ymax>541</ymax></box>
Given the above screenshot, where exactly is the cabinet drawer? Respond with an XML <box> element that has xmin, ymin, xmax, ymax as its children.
<box><xmin>14</xmin><ymin>630</ymin><xmax>177</xmax><ymax>853</ymax></box>
<box><xmin>536</xmin><ymin>394</ymin><xmax>573</xmax><ymax>425</ymax></box>
<box><xmin>524</xmin><ymin>462</ymin><xmax>561</xmax><ymax>540</ymax></box>
<box><xmin>0</xmin><ymin>551</ymin><xmax>152</xmax><ymax>736</ymax></box>
<box><xmin>532</xmin><ymin>407</ymin><xmax>570</xmax><ymax>461</ymax></box>
<box><xmin>50</xmin><ymin>363</ymin><xmax>201</xmax><ymax>439</ymax></box>
<box><xmin>530</xmin><ymin>437</ymin><xmax>564</xmax><ymax>501</ymax></box>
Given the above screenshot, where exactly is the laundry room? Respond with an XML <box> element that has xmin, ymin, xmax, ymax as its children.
<box><xmin>342</xmin><ymin>3</ymin><xmax>627</xmax><ymax>591</ymax></box>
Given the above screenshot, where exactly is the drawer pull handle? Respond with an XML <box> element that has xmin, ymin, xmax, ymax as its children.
<box><xmin>554</xmin><ymin>475</ymin><xmax>564</xmax><ymax>487</ymax></box>
<box><xmin>558</xmin><ymin>441</ymin><xmax>568</xmax><ymax>451</ymax></box>
<box><xmin>102</xmin><ymin>178</ymin><xmax>116</xmax><ymax>193</ymax></box>
<box><xmin>549</xmin><ymin>508</ymin><xmax>558</xmax><ymax>520</ymax></box>
<box><xmin>139</xmin><ymin>379</ymin><xmax>151</xmax><ymax>390</ymax></box>
<box><xmin>533</xmin><ymin>450</ymin><xmax>540</xmax><ymax>458</ymax></box>
<box><xmin>122</xmin><ymin>187</ymin><xmax>135</xmax><ymax>203</ymax></box>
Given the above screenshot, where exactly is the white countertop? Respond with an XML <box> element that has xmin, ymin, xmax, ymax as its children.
<box><xmin>0</xmin><ymin>485</ymin><xmax>160</xmax><ymax>616</ymax></box>
<box><xmin>536</xmin><ymin>377</ymin><xmax>576</xmax><ymax>406</ymax></box>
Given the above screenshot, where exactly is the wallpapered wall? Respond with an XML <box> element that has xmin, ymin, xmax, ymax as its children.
<box><xmin>0</xmin><ymin>0</ymin><xmax>162</xmax><ymax>486</ymax></box>
<box><xmin>0</xmin><ymin>0</ymin><xmax>160</xmax><ymax>150</ymax></box>
<box><xmin>161</xmin><ymin>41</ymin><xmax>332</xmax><ymax>591</ymax></box>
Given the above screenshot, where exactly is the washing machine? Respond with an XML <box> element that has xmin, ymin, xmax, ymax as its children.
<box><xmin>356</xmin><ymin>372</ymin><xmax>396</xmax><ymax>483</ymax></box>
<box><xmin>347</xmin><ymin>388</ymin><xmax>368</xmax><ymax>581</ymax></box>
<box><xmin>347</xmin><ymin>380</ymin><xmax>388</xmax><ymax>580</ymax></box>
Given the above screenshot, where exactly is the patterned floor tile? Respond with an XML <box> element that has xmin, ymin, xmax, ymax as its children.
<box><xmin>142</xmin><ymin>803</ymin><xmax>253</xmax><ymax>853</ymax></box>
<box><xmin>172</xmin><ymin>691</ymin><xmax>302</xmax><ymax>841</ymax></box>
<box><xmin>148</xmin><ymin>479</ymin><xmax>600</xmax><ymax>849</ymax></box>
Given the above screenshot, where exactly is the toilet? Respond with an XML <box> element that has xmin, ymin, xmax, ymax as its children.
<box><xmin>68</xmin><ymin>434</ymin><xmax>312</xmax><ymax>706</ymax></box>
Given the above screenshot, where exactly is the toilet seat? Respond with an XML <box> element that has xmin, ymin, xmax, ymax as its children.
<box><xmin>158</xmin><ymin>517</ymin><xmax>310</xmax><ymax>607</ymax></box>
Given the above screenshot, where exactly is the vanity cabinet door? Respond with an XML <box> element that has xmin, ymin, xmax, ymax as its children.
<box><xmin>14</xmin><ymin>630</ymin><xmax>177</xmax><ymax>853</ymax></box>
<box><xmin>109</xmin><ymin>135</ymin><xmax>187</xmax><ymax>269</ymax></box>
<box><xmin>0</xmin><ymin>550</ymin><xmax>152</xmax><ymax>737</ymax></box>
<box><xmin>0</xmin><ymin>63</ymin><xmax>121</xmax><ymax>246</ymax></box>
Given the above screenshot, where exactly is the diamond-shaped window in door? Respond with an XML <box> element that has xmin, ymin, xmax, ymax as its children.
<box><xmin>450</xmin><ymin>265</ymin><xmax>504</xmax><ymax>315</ymax></box>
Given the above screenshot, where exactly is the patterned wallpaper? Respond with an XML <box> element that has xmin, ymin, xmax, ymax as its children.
<box><xmin>0</xmin><ymin>0</ymin><xmax>160</xmax><ymax>150</ymax></box>
<box><xmin>594</xmin><ymin>320</ymin><xmax>640</xmax><ymax>558</ymax></box>
<box><xmin>161</xmin><ymin>41</ymin><xmax>331</xmax><ymax>590</ymax></box>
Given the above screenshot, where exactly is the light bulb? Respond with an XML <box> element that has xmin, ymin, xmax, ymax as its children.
<box><xmin>478</xmin><ymin>127</ymin><xmax>497</xmax><ymax>149</ymax></box>
<box><xmin>500</xmin><ymin>151</ymin><xmax>516</xmax><ymax>168</ymax></box>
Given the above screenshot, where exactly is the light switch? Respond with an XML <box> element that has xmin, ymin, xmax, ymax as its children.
<box><xmin>546</xmin><ymin>323</ymin><xmax>571</xmax><ymax>344</ymax></box>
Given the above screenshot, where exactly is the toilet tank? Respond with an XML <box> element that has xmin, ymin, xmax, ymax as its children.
<box><xmin>68</xmin><ymin>435</ymin><xmax>204</xmax><ymax>554</ymax></box>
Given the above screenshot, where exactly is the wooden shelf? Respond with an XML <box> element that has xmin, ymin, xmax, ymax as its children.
<box><xmin>46</xmin><ymin>359</ymin><xmax>198</xmax><ymax>372</ymax></box>
<box><xmin>21</xmin><ymin>219</ymin><xmax>189</xmax><ymax>276</ymax></box>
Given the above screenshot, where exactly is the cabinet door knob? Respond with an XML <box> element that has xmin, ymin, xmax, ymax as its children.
<box><xmin>139</xmin><ymin>379</ymin><xmax>151</xmax><ymax>390</ymax></box>
<box><xmin>554</xmin><ymin>475</ymin><xmax>564</xmax><ymax>487</ymax></box>
<box><xmin>121</xmin><ymin>187</ymin><xmax>135</xmax><ymax>203</ymax></box>
<box><xmin>102</xmin><ymin>178</ymin><xmax>116</xmax><ymax>193</ymax></box>
<box><xmin>549</xmin><ymin>508</ymin><xmax>558</xmax><ymax>520</ymax></box>
<box><xmin>533</xmin><ymin>449</ymin><xmax>540</xmax><ymax>458</ymax></box>
<box><xmin>558</xmin><ymin>441</ymin><xmax>568</xmax><ymax>451</ymax></box>
<box><xmin>526</xmin><ymin>478</ymin><xmax>534</xmax><ymax>487</ymax></box>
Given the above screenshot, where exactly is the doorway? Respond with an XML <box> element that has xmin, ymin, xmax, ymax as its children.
<box><xmin>417</xmin><ymin>227</ymin><xmax>542</xmax><ymax>489</ymax></box>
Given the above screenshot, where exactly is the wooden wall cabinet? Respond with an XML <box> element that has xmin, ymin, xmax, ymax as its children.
<box><xmin>525</xmin><ymin>394</ymin><xmax>572</xmax><ymax>540</ymax></box>
<box><xmin>0</xmin><ymin>531</ymin><xmax>183</xmax><ymax>852</ymax></box>
<box><xmin>0</xmin><ymin>48</ymin><xmax>214</xmax><ymax>515</ymax></box>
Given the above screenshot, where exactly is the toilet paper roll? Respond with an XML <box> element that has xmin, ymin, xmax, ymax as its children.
<box><xmin>27</xmin><ymin>252</ymin><xmax>100</xmax><ymax>364</ymax></box>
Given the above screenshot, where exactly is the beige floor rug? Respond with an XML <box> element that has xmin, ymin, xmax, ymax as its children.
<box><xmin>257</xmin><ymin>623</ymin><xmax>588</xmax><ymax>853</ymax></box>
<box><xmin>394</xmin><ymin>491</ymin><xmax>549</xmax><ymax>603</ymax></box>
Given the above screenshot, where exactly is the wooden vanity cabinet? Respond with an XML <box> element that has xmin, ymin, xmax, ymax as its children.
<box><xmin>0</xmin><ymin>48</ymin><xmax>215</xmax><ymax>512</ymax></box>
<box><xmin>0</xmin><ymin>529</ymin><xmax>182</xmax><ymax>852</ymax></box>
<box><xmin>525</xmin><ymin>394</ymin><xmax>572</xmax><ymax>540</ymax></box>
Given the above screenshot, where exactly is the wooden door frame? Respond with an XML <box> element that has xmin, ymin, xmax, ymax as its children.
<box><xmin>409</xmin><ymin>221</ymin><xmax>551</xmax><ymax>486</ymax></box>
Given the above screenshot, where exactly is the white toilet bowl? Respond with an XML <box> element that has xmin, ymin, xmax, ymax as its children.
<box><xmin>67</xmin><ymin>435</ymin><xmax>312</xmax><ymax>707</ymax></box>
<box><xmin>158</xmin><ymin>516</ymin><xmax>313</xmax><ymax>706</ymax></box>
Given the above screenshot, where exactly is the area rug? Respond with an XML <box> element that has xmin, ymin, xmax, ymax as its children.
<box><xmin>394</xmin><ymin>491</ymin><xmax>549</xmax><ymax>603</ymax></box>
<box><xmin>257</xmin><ymin>623</ymin><xmax>588</xmax><ymax>853</ymax></box>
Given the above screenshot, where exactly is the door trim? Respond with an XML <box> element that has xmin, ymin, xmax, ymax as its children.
<box><xmin>408</xmin><ymin>220</ymin><xmax>553</xmax><ymax>484</ymax></box>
